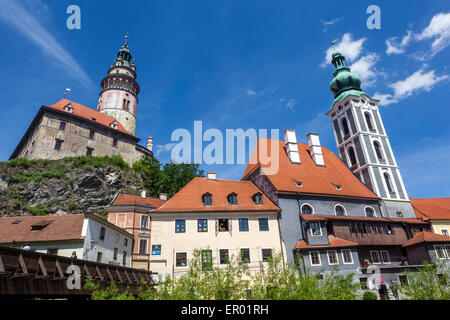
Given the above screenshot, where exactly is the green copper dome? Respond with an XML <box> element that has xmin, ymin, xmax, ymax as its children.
<box><xmin>329</xmin><ymin>50</ymin><xmax>362</xmax><ymax>99</ymax></box>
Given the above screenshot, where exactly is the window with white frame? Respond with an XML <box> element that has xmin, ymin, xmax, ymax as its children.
<box><xmin>310</xmin><ymin>251</ymin><xmax>321</xmax><ymax>266</ymax></box>
<box><xmin>310</xmin><ymin>222</ymin><xmax>322</xmax><ymax>236</ymax></box>
<box><xmin>365</xmin><ymin>207</ymin><xmax>376</xmax><ymax>217</ymax></box>
<box><xmin>380</xmin><ymin>250</ymin><xmax>391</xmax><ymax>264</ymax></box>
<box><xmin>335</xmin><ymin>205</ymin><xmax>346</xmax><ymax>216</ymax></box>
<box><xmin>342</xmin><ymin>249</ymin><xmax>353</xmax><ymax>264</ymax></box>
<box><xmin>442</xmin><ymin>229</ymin><xmax>449</xmax><ymax>237</ymax></box>
<box><xmin>141</xmin><ymin>215</ymin><xmax>149</xmax><ymax>229</ymax></box>
<box><xmin>301</xmin><ymin>204</ymin><xmax>314</xmax><ymax>215</ymax></box>
<box><xmin>219</xmin><ymin>249</ymin><xmax>229</xmax><ymax>265</ymax></box>
<box><xmin>434</xmin><ymin>245</ymin><xmax>448</xmax><ymax>260</ymax></box>
<box><xmin>327</xmin><ymin>250</ymin><xmax>339</xmax><ymax>265</ymax></box>
<box><xmin>370</xmin><ymin>250</ymin><xmax>381</xmax><ymax>264</ymax></box>
<box><xmin>175</xmin><ymin>252</ymin><xmax>188</xmax><ymax>268</ymax></box>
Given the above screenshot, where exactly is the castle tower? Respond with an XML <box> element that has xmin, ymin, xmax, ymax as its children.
<box><xmin>98</xmin><ymin>35</ymin><xmax>140</xmax><ymax>136</ymax></box>
<box><xmin>326</xmin><ymin>49</ymin><xmax>415</xmax><ymax>218</ymax></box>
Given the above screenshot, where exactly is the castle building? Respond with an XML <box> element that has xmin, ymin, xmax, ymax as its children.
<box><xmin>10</xmin><ymin>37</ymin><xmax>153</xmax><ymax>165</ymax></box>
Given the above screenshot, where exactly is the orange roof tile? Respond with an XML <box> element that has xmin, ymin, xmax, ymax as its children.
<box><xmin>402</xmin><ymin>231</ymin><xmax>450</xmax><ymax>247</ymax></box>
<box><xmin>112</xmin><ymin>193</ymin><xmax>166</xmax><ymax>208</ymax></box>
<box><xmin>46</xmin><ymin>99</ymin><xmax>131</xmax><ymax>136</ymax></box>
<box><xmin>294</xmin><ymin>235</ymin><xmax>359</xmax><ymax>250</ymax></box>
<box><xmin>242</xmin><ymin>138</ymin><xmax>379</xmax><ymax>199</ymax></box>
<box><xmin>410</xmin><ymin>198</ymin><xmax>450</xmax><ymax>221</ymax></box>
<box><xmin>152</xmin><ymin>177</ymin><xmax>280</xmax><ymax>213</ymax></box>
<box><xmin>0</xmin><ymin>214</ymin><xmax>85</xmax><ymax>243</ymax></box>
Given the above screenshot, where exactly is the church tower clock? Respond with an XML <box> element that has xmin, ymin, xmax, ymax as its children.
<box><xmin>326</xmin><ymin>49</ymin><xmax>415</xmax><ymax>218</ymax></box>
<box><xmin>97</xmin><ymin>35</ymin><xmax>140</xmax><ymax>136</ymax></box>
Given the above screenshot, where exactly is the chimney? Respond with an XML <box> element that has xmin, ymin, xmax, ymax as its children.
<box><xmin>307</xmin><ymin>133</ymin><xmax>324</xmax><ymax>166</ymax></box>
<box><xmin>284</xmin><ymin>129</ymin><xmax>301</xmax><ymax>164</ymax></box>
<box><xmin>159</xmin><ymin>193</ymin><xmax>168</xmax><ymax>201</ymax></box>
<box><xmin>207</xmin><ymin>172</ymin><xmax>217</xmax><ymax>180</ymax></box>
<box><xmin>147</xmin><ymin>136</ymin><xmax>153</xmax><ymax>152</ymax></box>
<box><xmin>141</xmin><ymin>190</ymin><xmax>146</xmax><ymax>199</ymax></box>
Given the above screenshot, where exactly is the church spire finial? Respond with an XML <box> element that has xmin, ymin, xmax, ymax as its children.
<box><xmin>123</xmin><ymin>33</ymin><xmax>128</xmax><ymax>48</ymax></box>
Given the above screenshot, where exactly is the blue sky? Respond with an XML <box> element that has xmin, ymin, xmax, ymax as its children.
<box><xmin>0</xmin><ymin>0</ymin><xmax>449</xmax><ymax>198</ymax></box>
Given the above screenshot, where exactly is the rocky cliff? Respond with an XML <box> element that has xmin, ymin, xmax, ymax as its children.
<box><xmin>0</xmin><ymin>156</ymin><xmax>145</xmax><ymax>217</ymax></box>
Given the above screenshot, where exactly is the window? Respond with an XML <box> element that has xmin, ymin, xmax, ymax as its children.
<box><xmin>139</xmin><ymin>239</ymin><xmax>147</xmax><ymax>255</ymax></box>
<box><xmin>386</xmin><ymin>225</ymin><xmax>394</xmax><ymax>234</ymax></box>
<box><xmin>197</xmin><ymin>219</ymin><xmax>208</xmax><ymax>232</ymax></box>
<box><xmin>373</xmin><ymin>141</ymin><xmax>383</xmax><ymax>160</ymax></box>
<box><xmin>219</xmin><ymin>249</ymin><xmax>229</xmax><ymax>264</ymax></box>
<box><xmin>252</xmin><ymin>193</ymin><xmax>264</xmax><ymax>204</ymax></box>
<box><xmin>218</xmin><ymin>218</ymin><xmax>229</xmax><ymax>232</ymax></box>
<box><xmin>335</xmin><ymin>205</ymin><xmax>346</xmax><ymax>216</ymax></box>
<box><xmin>342</xmin><ymin>249</ymin><xmax>354</xmax><ymax>264</ymax></box>
<box><xmin>396</xmin><ymin>211</ymin><xmax>404</xmax><ymax>218</ymax></box>
<box><xmin>114</xmin><ymin>233</ymin><xmax>120</xmax><ymax>243</ymax></box>
<box><xmin>240</xmin><ymin>248</ymin><xmax>251</xmax><ymax>264</ymax></box>
<box><xmin>122</xmin><ymin>251</ymin><xmax>127</xmax><ymax>266</ymax></box>
<box><xmin>89</xmin><ymin>130</ymin><xmax>95</xmax><ymax>139</ymax></box>
<box><xmin>384</xmin><ymin>173</ymin><xmax>395</xmax><ymax>194</ymax></box>
<box><xmin>113</xmin><ymin>248</ymin><xmax>118</xmax><ymax>260</ymax></box>
<box><xmin>310</xmin><ymin>222</ymin><xmax>322</xmax><ymax>236</ymax></box>
<box><xmin>327</xmin><ymin>250</ymin><xmax>339</xmax><ymax>265</ymax></box>
<box><xmin>399</xmin><ymin>275</ymin><xmax>409</xmax><ymax>286</ymax></box>
<box><xmin>310</xmin><ymin>251</ymin><xmax>321</xmax><ymax>266</ymax></box>
<box><xmin>258</xmin><ymin>217</ymin><xmax>269</xmax><ymax>231</ymax></box>
<box><xmin>262</xmin><ymin>249</ymin><xmax>272</xmax><ymax>262</ymax></box>
<box><xmin>54</xmin><ymin>139</ymin><xmax>64</xmax><ymax>151</ymax></box>
<box><xmin>365</xmin><ymin>112</ymin><xmax>375</xmax><ymax>131</ymax></box>
<box><xmin>370</xmin><ymin>251</ymin><xmax>381</xmax><ymax>264</ymax></box>
<box><xmin>442</xmin><ymin>229</ymin><xmax>449</xmax><ymax>237</ymax></box>
<box><xmin>365</xmin><ymin>207</ymin><xmax>375</xmax><ymax>217</ymax></box>
<box><xmin>380</xmin><ymin>250</ymin><xmax>391</xmax><ymax>264</ymax></box>
<box><xmin>301</xmin><ymin>204</ymin><xmax>313</xmax><ymax>215</ymax></box>
<box><xmin>201</xmin><ymin>250</ymin><xmax>213</xmax><ymax>271</ymax></box>
<box><xmin>348</xmin><ymin>147</ymin><xmax>357</xmax><ymax>167</ymax></box>
<box><xmin>112</xmin><ymin>138</ymin><xmax>118</xmax><ymax>147</ymax></box>
<box><xmin>59</xmin><ymin>121</ymin><xmax>66</xmax><ymax>131</ymax></box>
<box><xmin>151</xmin><ymin>245</ymin><xmax>161</xmax><ymax>256</ymax></box>
<box><xmin>175</xmin><ymin>219</ymin><xmax>186</xmax><ymax>233</ymax></box>
<box><xmin>96</xmin><ymin>252</ymin><xmax>103</xmax><ymax>263</ymax></box>
<box><xmin>435</xmin><ymin>245</ymin><xmax>448</xmax><ymax>259</ymax></box>
<box><xmin>141</xmin><ymin>215</ymin><xmax>149</xmax><ymax>229</ymax></box>
<box><xmin>124</xmin><ymin>238</ymin><xmax>128</xmax><ymax>246</ymax></box>
<box><xmin>86</xmin><ymin>147</ymin><xmax>94</xmax><ymax>156</ymax></box>
<box><xmin>227</xmin><ymin>193</ymin><xmax>238</xmax><ymax>205</ymax></box>
<box><xmin>350</xmin><ymin>223</ymin><xmax>357</xmax><ymax>233</ymax></box>
<box><xmin>99</xmin><ymin>227</ymin><xmax>106</xmax><ymax>241</ymax></box>
<box><xmin>341</xmin><ymin>117</ymin><xmax>350</xmax><ymax>137</ymax></box>
<box><xmin>238</xmin><ymin>218</ymin><xmax>249</xmax><ymax>232</ymax></box>
<box><xmin>202</xmin><ymin>193</ymin><xmax>213</xmax><ymax>206</ymax></box>
<box><xmin>176</xmin><ymin>252</ymin><xmax>188</xmax><ymax>267</ymax></box>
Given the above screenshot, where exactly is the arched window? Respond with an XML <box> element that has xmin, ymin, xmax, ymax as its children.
<box><xmin>348</xmin><ymin>147</ymin><xmax>357</xmax><ymax>167</ymax></box>
<box><xmin>227</xmin><ymin>193</ymin><xmax>238</xmax><ymax>205</ymax></box>
<box><xmin>341</xmin><ymin>118</ymin><xmax>350</xmax><ymax>136</ymax></box>
<box><xmin>252</xmin><ymin>193</ymin><xmax>263</xmax><ymax>205</ymax></box>
<box><xmin>365</xmin><ymin>207</ymin><xmax>375</xmax><ymax>217</ymax></box>
<box><xmin>384</xmin><ymin>173</ymin><xmax>394</xmax><ymax>194</ymax></box>
<box><xmin>365</xmin><ymin>112</ymin><xmax>375</xmax><ymax>131</ymax></box>
<box><xmin>335</xmin><ymin>205</ymin><xmax>346</xmax><ymax>216</ymax></box>
<box><xmin>373</xmin><ymin>141</ymin><xmax>383</xmax><ymax>160</ymax></box>
<box><xmin>202</xmin><ymin>193</ymin><xmax>213</xmax><ymax>206</ymax></box>
<box><xmin>301</xmin><ymin>204</ymin><xmax>313</xmax><ymax>215</ymax></box>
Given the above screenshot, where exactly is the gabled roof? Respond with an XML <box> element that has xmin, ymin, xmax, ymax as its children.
<box><xmin>152</xmin><ymin>177</ymin><xmax>280</xmax><ymax>213</ymax></box>
<box><xmin>111</xmin><ymin>193</ymin><xmax>166</xmax><ymax>209</ymax></box>
<box><xmin>294</xmin><ymin>235</ymin><xmax>358</xmax><ymax>250</ymax></box>
<box><xmin>402</xmin><ymin>231</ymin><xmax>450</xmax><ymax>247</ymax></box>
<box><xmin>242</xmin><ymin>138</ymin><xmax>379</xmax><ymax>199</ymax></box>
<box><xmin>410</xmin><ymin>198</ymin><xmax>450</xmax><ymax>221</ymax></box>
<box><xmin>46</xmin><ymin>99</ymin><xmax>130</xmax><ymax>135</ymax></box>
<box><xmin>0</xmin><ymin>214</ymin><xmax>85</xmax><ymax>243</ymax></box>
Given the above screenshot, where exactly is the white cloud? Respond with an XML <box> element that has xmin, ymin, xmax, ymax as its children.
<box><xmin>374</xmin><ymin>68</ymin><xmax>448</xmax><ymax>106</ymax></box>
<box><xmin>286</xmin><ymin>99</ymin><xmax>297</xmax><ymax>111</ymax></box>
<box><xmin>349</xmin><ymin>53</ymin><xmax>379</xmax><ymax>87</ymax></box>
<box><xmin>0</xmin><ymin>0</ymin><xmax>92</xmax><ymax>88</ymax></box>
<box><xmin>321</xmin><ymin>33</ymin><xmax>366</xmax><ymax>67</ymax></box>
<box><xmin>321</xmin><ymin>18</ymin><xmax>342</xmax><ymax>32</ymax></box>
<box><xmin>385</xmin><ymin>30</ymin><xmax>413</xmax><ymax>55</ymax></box>
<box><xmin>416</xmin><ymin>12</ymin><xmax>450</xmax><ymax>57</ymax></box>
<box><xmin>247</xmin><ymin>89</ymin><xmax>256</xmax><ymax>96</ymax></box>
<box><xmin>155</xmin><ymin>143</ymin><xmax>176</xmax><ymax>156</ymax></box>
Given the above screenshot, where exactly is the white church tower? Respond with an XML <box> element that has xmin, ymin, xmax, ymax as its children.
<box><xmin>326</xmin><ymin>49</ymin><xmax>415</xmax><ymax>219</ymax></box>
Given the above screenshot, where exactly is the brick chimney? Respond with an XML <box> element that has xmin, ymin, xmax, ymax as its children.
<box><xmin>307</xmin><ymin>133</ymin><xmax>324</xmax><ymax>166</ymax></box>
<box><xmin>159</xmin><ymin>193</ymin><xmax>168</xmax><ymax>201</ymax></box>
<box><xmin>284</xmin><ymin>129</ymin><xmax>300</xmax><ymax>164</ymax></box>
<box><xmin>141</xmin><ymin>190</ymin><xmax>146</xmax><ymax>199</ymax></box>
<box><xmin>207</xmin><ymin>172</ymin><xmax>217</xmax><ymax>180</ymax></box>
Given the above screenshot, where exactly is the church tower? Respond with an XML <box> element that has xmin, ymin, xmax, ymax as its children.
<box><xmin>326</xmin><ymin>49</ymin><xmax>415</xmax><ymax>219</ymax></box>
<box><xmin>98</xmin><ymin>35</ymin><xmax>140</xmax><ymax>136</ymax></box>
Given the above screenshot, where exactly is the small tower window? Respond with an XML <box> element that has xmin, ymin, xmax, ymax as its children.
<box><xmin>384</xmin><ymin>173</ymin><xmax>395</xmax><ymax>194</ymax></box>
<box><xmin>227</xmin><ymin>193</ymin><xmax>238</xmax><ymax>205</ymax></box>
<box><xmin>373</xmin><ymin>141</ymin><xmax>384</xmax><ymax>160</ymax></box>
<box><xmin>365</xmin><ymin>112</ymin><xmax>375</xmax><ymax>132</ymax></box>
<box><xmin>89</xmin><ymin>130</ymin><xmax>95</xmax><ymax>139</ymax></box>
<box><xmin>341</xmin><ymin>117</ymin><xmax>350</xmax><ymax>137</ymax></box>
<box><xmin>59</xmin><ymin>121</ymin><xmax>67</xmax><ymax>131</ymax></box>
<box><xmin>54</xmin><ymin>139</ymin><xmax>64</xmax><ymax>151</ymax></box>
<box><xmin>112</xmin><ymin>138</ymin><xmax>118</xmax><ymax>147</ymax></box>
<box><xmin>202</xmin><ymin>193</ymin><xmax>213</xmax><ymax>206</ymax></box>
<box><xmin>348</xmin><ymin>146</ymin><xmax>357</xmax><ymax>167</ymax></box>
<box><xmin>86</xmin><ymin>147</ymin><xmax>94</xmax><ymax>156</ymax></box>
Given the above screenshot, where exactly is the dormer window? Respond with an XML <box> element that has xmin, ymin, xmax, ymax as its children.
<box><xmin>227</xmin><ymin>193</ymin><xmax>238</xmax><ymax>205</ymax></box>
<box><xmin>31</xmin><ymin>220</ymin><xmax>52</xmax><ymax>230</ymax></box>
<box><xmin>335</xmin><ymin>205</ymin><xmax>346</xmax><ymax>216</ymax></box>
<box><xmin>252</xmin><ymin>193</ymin><xmax>264</xmax><ymax>205</ymax></box>
<box><xmin>294</xmin><ymin>181</ymin><xmax>303</xmax><ymax>187</ymax></box>
<box><xmin>63</xmin><ymin>103</ymin><xmax>74</xmax><ymax>113</ymax></box>
<box><xmin>111</xmin><ymin>121</ymin><xmax>119</xmax><ymax>129</ymax></box>
<box><xmin>202</xmin><ymin>193</ymin><xmax>213</xmax><ymax>206</ymax></box>
<box><xmin>335</xmin><ymin>185</ymin><xmax>342</xmax><ymax>190</ymax></box>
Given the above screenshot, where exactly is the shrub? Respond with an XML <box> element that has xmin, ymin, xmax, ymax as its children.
<box><xmin>363</xmin><ymin>291</ymin><xmax>378</xmax><ymax>300</ymax></box>
<box><xmin>25</xmin><ymin>204</ymin><xmax>49</xmax><ymax>216</ymax></box>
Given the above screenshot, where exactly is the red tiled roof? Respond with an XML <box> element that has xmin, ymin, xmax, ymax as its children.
<box><xmin>0</xmin><ymin>214</ymin><xmax>85</xmax><ymax>243</ymax></box>
<box><xmin>112</xmin><ymin>193</ymin><xmax>166</xmax><ymax>208</ymax></box>
<box><xmin>294</xmin><ymin>235</ymin><xmax>358</xmax><ymax>250</ymax></box>
<box><xmin>242</xmin><ymin>138</ymin><xmax>379</xmax><ymax>199</ymax></box>
<box><xmin>152</xmin><ymin>177</ymin><xmax>280</xmax><ymax>213</ymax></box>
<box><xmin>410</xmin><ymin>198</ymin><xmax>450</xmax><ymax>221</ymax></box>
<box><xmin>402</xmin><ymin>231</ymin><xmax>450</xmax><ymax>247</ymax></box>
<box><xmin>46</xmin><ymin>99</ymin><xmax>131</xmax><ymax>135</ymax></box>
